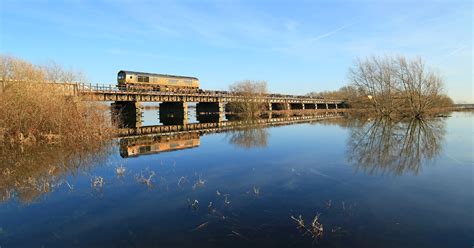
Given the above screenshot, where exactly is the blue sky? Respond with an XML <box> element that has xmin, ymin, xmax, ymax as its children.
<box><xmin>1</xmin><ymin>0</ymin><xmax>472</xmax><ymax>102</ymax></box>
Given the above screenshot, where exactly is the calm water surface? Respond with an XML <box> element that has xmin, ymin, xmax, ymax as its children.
<box><xmin>0</xmin><ymin>111</ymin><xmax>472</xmax><ymax>248</ymax></box>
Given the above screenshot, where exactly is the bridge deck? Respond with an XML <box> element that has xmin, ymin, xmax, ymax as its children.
<box><xmin>0</xmin><ymin>80</ymin><xmax>345</xmax><ymax>105</ymax></box>
<box><xmin>77</xmin><ymin>83</ymin><xmax>345</xmax><ymax>104</ymax></box>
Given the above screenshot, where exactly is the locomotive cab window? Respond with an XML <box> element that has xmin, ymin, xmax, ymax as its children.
<box><xmin>138</xmin><ymin>76</ymin><xmax>149</xmax><ymax>83</ymax></box>
<box><xmin>117</xmin><ymin>73</ymin><xmax>125</xmax><ymax>80</ymax></box>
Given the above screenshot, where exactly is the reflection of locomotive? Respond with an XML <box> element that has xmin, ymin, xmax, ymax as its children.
<box><xmin>120</xmin><ymin>133</ymin><xmax>200</xmax><ymax>158</ymax></box>
<box><xmin>117</xmin><ymin>70</ymin><xmax>200</xmax><ymax>92</ymax></box>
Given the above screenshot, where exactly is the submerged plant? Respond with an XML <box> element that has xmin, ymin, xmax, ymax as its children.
<box><xmin>224</xmin><ymin>194</ymin><xmax>231</xmax><ymax>205</ymax></box>
<box><xmin>91</xmin><ymin>176</ymin><xmax>104</xmax><ymax>189</ymax></box>
<box><xmin>192</xmin><ymin>175</ymin><xmax>206</xmax><ymax>190</ymax></box>
<box><xmin>115</xmin><ymin>165</ymin><xmax>126</xmax><ymax>177</ymax></box>
<box><xmin>187</xmin><ymin>199</ymin><xmax>199</xmax><ymax>211</ymax></box>
<box><xmin>177</xmin><ymin>176</ymin><xmax>187</xmax><ymax>187</ymax></box>
<box><xmin>290</xmin><ymin>213</ymin><xmax>324</xmax><ymax>239</ymax></box>
<box><xmin>291</xmin><ymin>215</ymin><xmax>306</xmax><ymax>231</ymax></box>
<box><xmin>310</xmin><ymin>214</ymin><xmax>324</xmax><ymax>238</ymax></box>
<box><xmin>325</xmin><ymin>200</ymin><xmax>332</xmax><ymax>209</ymax></box>
<box><xmin>208</xmin><ymin>201</ymin><xmax>215</xmax><ymax>213</ymax></box>
<box><xmin>253</xmin><ymin>186</ymin><xmax>260</xmax><ymax>197</ymax></box>
<box><xmin>136</xmin><ymin>171</ymin><xmax>155</xmax><ymax>187</ymax></box>
<box><xmin>190</xmin><ymin>221</ymin><xmax>210</xmax><ymax>231</ymax></box>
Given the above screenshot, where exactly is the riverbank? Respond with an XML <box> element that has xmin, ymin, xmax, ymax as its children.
<box><xmin>0</xmin><ymin>55</ymin><xmax>114</xmax><ymax>146</ymax></box>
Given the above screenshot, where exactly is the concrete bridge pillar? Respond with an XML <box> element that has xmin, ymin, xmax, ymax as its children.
<box><xmin>267</xmin><ymin>103</ymin><xmax>272</xmax><ymax>111</ymax></box>
<box><xmin>111</xmin><ymin>101</ymin><xmax>143</xmax><ymax>128</ymax></box>
<box><xmin>159</xmin><ymin>102</ymin><xmax>188</xmax><ymax>125</ymax></box>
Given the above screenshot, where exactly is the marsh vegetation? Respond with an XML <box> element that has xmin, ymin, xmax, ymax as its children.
<box><xmin>0</xmin><ymin>55</ymin><xmax>113</xmax><ymax>145</ymax></box>
<box><xmin>226</xmin><ymin>80</ymin><xmax>268</xmax><ymax>116</ymax></box>
<box><xmin>308</xmin><ymin>56</ymin><xmax>454</xmax><ymax>118</ymax></box>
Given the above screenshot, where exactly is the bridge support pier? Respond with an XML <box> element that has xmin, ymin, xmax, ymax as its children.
<box><xmin>196</xmin><ymin>102</ymin><xmax>224</xmax><ymax>123</ymax></box>
<box><xmin>289</xmin><ymin>103</ymin><xmax>304</xmax><ymax>110</ymax></box>
<box><xmin>159</xmin><ymin>102</ymin><xmax>188</xmax><ymax>125</ymax></box>
<box><xmin>304</xmin><ymin>103</ymin><xmax>316</xmax><ymax>110</ymax></box>
<box><xmin>111</xmin><ymin>101</ymin><xmax>142</xmax><ymax>128</ymax></box>
<box><xmin>197</xmin><ymin>113</ymin><xmax>224</xmax><ymax>123</ymax></box>
<box><xmin>196</xmin><ymin>102</ymin><xmax>225</xmax><ymax>114</ymax></box>
<box><xmin>271</xmin><ymin>102</ymin><xmax>290</xmax><ymax>110</ymax></box>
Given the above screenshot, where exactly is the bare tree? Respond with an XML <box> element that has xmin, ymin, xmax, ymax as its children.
<box><xmin>227</xmin><ymin>80</ymin><xmax>268</xmax><ymax>116</ymax></box>
<box><xmin>394</xmin><ymin>57</ymin><xmax>444</xmax><ymax>117</ymax></box>
<box><xmin>348</xmin><ymin>56</ymin><xmax>449</xmax><ymax>118</ymax></box>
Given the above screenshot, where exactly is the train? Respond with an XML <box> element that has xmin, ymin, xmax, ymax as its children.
<box><xmin>120</xmin><ymin>133</ymin><xmax>200</xmax><ymax>158</ymax></box>
<box><xmin>116</xmin><ymin>70</ymin><xmax>327</xmax><ymax>99</ymax></box>
<box><xmin>117</xmin><ymin>70</ymin><xmax>200</xmax><ymax>92</ymax></box>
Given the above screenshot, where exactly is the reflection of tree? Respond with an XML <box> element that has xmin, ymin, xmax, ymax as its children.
<box><xmin>0</xmin><ymin>143</ymin><xmax>111</xmax><ymax>203</ymax></box>
<box><xmin>347</xmin><ymin>117</ymin><xmax>445</xmax><ymax>175</ymax></box>
<box><xmin>226</xmin><ymin>127</ymin><xmax>268</xmax><ymax>148</ymax></box>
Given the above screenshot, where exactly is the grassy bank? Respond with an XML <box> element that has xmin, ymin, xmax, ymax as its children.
<box><xmin>0</xmin><ymin>55</ymin><xmax>114</xmax><ymax>146</ymax></box>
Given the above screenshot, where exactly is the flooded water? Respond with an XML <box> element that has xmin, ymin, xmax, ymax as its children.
<box><xmin>0</xmin><ymin>110</ymin><xmax>473</xmax><ymax>248</ymax></box>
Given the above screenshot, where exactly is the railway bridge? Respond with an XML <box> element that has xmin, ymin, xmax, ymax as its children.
<box><xmin>76</xmin><ymin>83</ymin><xmax>347</xmax><ymax>126</ymax></box>
<box><xmin>0</xmin><ymin>80</ymin><xmax>347</xmax><ymax>127</ymax></box>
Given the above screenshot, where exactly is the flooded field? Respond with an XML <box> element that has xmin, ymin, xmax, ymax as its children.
<box><xmin>0</xmin><ymin>110</ymin><xmax>472</xmax><ymax>247</ymax></box>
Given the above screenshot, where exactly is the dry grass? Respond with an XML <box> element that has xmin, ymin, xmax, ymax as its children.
<box><xmin>226</xmin><ymin>80</ymin><xmax>268</xmax><ymax>116</ymax></box>
<box><xmin>0</xmin><ymin>55</ymin><xmax>114</xmax><ymax>145</ymax></box>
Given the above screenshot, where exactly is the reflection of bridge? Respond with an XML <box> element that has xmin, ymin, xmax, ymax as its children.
<box><xmin>118</xmin><ymin>112</ymin><xmax>344</xmax><ymax>157</ymax></box>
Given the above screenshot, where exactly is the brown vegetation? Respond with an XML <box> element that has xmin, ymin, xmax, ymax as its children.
<box><xmin>226</xmin><ymin>80</ymin><xmax>268</xmax><ymax>116</ymax></box>
<box><xmin>0</xmin><ymin>55</ymin><xmax>113</xmax><ymax>145</ymax></box>
<box><xmin>348</xmin><ymin>56</ymin><xmax>453</xmax><ymax>117</ymax></box>
<box><xmin>309</xmin><ymin>56</ymin><xmax>454</xmax><ymax>117</ymax></box>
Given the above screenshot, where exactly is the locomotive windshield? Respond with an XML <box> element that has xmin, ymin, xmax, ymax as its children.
<box><xmin>117</xmin><ymin>71</ymin><xmax>125</xmax><ymax>80</ymax></box>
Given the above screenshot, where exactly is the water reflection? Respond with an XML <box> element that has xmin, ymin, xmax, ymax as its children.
<box><xmin>0</xmin><ymin>143</ymin><xmax>111</xmax><ymax>203</ymax></box>
<box><xmin>1</xmin><ymin>111</ymin><xmax>472</xmax><ymax>247</ymax></box>
<box><xmin>118</xmin><ymin>112</ymin><xmax>344</xmax><ymax>157</ymax></box>
<box><xmin>347</xmin><ymin>117</ymin><xmax>445</xmax><ymax>175</ymax></box>
<box><xmin>226</xmin><ymin>127</ymin><xmax>268</xmax><ymax>148</ymax></box>
<box><xmin>120</xmin><ymin>133</ymin><xmax>200</xmax><ymax>158</ymax></box>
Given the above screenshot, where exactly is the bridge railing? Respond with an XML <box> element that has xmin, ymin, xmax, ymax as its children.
<box><xmin>76</xmin><ymin>82</ymin><xmax>344</xmax><ymax>102</ymax></box>
<box><xmin>0</xmin><ymin>80</ymin><xmax>344</xmax><ymax>103</ymax></box>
